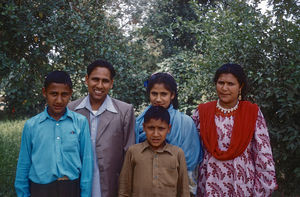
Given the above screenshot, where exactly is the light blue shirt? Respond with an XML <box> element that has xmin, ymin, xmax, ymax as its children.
<box><xmin>75</xmin><ymin>95</ymin><xmax>117</xmax><ymax>197</ymax></box>
<box><xmin>15</xmin><ymin>107</ymin><xmax>93</xmax><ymax>197</ymax></box>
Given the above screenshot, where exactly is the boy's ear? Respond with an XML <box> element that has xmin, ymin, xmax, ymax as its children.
<box><xmin>42</xmin><ymin>87</ymin><xmax>46</xmax><ymax>98</ymax></box>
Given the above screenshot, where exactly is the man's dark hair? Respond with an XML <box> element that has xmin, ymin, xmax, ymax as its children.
<box><xmin>213</xmin><ymin>63</ymin><xmax>249</xmax><ymax>100</ymax></box>
<box><xmin>44</xmin><ymin>70</ymin><xmax>72</xmax><ymax>89</ymax></box>
<box><xmin>87</xmin><ymin>59</ymin><xmax>116</xmax><ymax>79</ymax></box>
<box><xmin>146</xmin><ymin>72</ymin><xmax>179</xmax><ymax>109</ymax></box>
<box><xmin>144</xmin><ymin>106</ymin><xmax>170</xmax><ymax>125</ymax></box>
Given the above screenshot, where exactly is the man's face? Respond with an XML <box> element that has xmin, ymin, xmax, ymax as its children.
<box><xmin>85</xmin><ymin>67</ymin><xmax>113</xmax><ymax>109</ymax></box>
<box><xmin>42</xmin><ymin>82</ymin><xmax>72</xmax><ymax>120</ymax></box>
<box><xmin>143</xmin><ymin>118</ymin><xmax>171</xmax><ymax>151</ymax></box>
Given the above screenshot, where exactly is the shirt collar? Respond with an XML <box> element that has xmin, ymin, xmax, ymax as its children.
<box><xmin>75</xmin><ymin>95</ymin><xmax>117</xmax><ymax>114</ymax></box>
<box><xmin>104</xmin><ymin>95</ymin><xmax>118</xmax><ymax>113</ymax></box>
<box><xmin>140</xmin><ymin>141</ymin><xmax>173</xmax><ymax>155</ymax></box>
<box><xmin>39</xmin><ymin>107</ymin><xmax>72</xmax><ymax>123</ymax></box>
<box><xmin>75</xmin><ymin>96</ymin><xmax>90</xmax><ymax>110</ymax></box>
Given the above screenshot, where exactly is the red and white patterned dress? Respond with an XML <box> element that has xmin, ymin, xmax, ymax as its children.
<box><xmin>192</xmin><ymin>108</ymin><xmax>277</xmax><ymax>197</ymax></box>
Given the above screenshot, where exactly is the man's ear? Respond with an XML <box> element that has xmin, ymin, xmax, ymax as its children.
<box><xmin>110</xmin><ymin>79</ymin><xmax>114</xmax><ymax>89</ymax></box>
<box><xmin>85</xmin><ymin>75</ymin><xmax>89</xmax><ymax>85</ymax></box>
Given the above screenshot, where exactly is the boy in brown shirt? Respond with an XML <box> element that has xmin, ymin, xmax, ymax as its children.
<box><xmin>118</xmin><ymin>106</ymin><xmax>190</xmax><ymax>197</ymax></box>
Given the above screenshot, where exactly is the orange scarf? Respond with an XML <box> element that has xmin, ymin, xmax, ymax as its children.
<box><xmin>198</xmin><ymin>101</ymin><xmax>258</xmax><ymax>161</ymax></box>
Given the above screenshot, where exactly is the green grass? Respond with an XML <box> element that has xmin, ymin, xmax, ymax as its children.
<box><xmin>0</xmin><ymin>119</ymin><xmax>25</xmax><ymax>197</ymax></box>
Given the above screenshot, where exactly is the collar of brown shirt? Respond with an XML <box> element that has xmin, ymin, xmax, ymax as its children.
<box><xmin>140</xmin><ymin>140</ymin><xmax>174</xmax><ymax>155</ymax></box>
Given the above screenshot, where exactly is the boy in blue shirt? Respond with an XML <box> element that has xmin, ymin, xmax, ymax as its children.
<box><xmin>15</xmin><ymin>71</ymin><xmax>93</xmax><ymax>197</ymax></box>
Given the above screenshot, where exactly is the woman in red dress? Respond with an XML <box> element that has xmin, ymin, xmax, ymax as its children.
<box><xmin>193</xmin><ymin>63</ymin><xmax>277</xmax><ymax>196</ymax></box>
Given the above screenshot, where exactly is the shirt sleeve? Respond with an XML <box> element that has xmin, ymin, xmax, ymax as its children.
<box><xmin>79</xmin><ymin>118</ymin><xmax>93</xmax><ymax>197</ymax></box>
<box><xmin>15</xmin><ymin>121</ymin><xmax>32</xmax><ymax>197</ymax></box>
<box><xmin>177</xmin><ymin>148</ymin><xmax>190</xmax><ymax>197</ymax></box>
<box><xmin>252</xmin><ymin>109</ymin><xmax>278</xmax><ymax>196</ymax></box>
<box><xmin>123</xmin><ymin>105</ymin><xmax>135</xmax><ymax>151</ymax></box>
<box><xmin>118</xmin><ymin>148</ymin><xmax>133</xmax><ymax>197</ymax></box>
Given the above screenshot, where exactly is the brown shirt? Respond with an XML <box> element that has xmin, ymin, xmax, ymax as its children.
<box><xmin>118</xmin><ymin>141</ymin><xmax>190</xmax><ymax>197</ymax></box>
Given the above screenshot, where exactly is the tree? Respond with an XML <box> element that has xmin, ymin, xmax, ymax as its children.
<box><xmin>0</xmin><ymin>0</ymin><xmax>154</xmax><ymax>117</ymax></box>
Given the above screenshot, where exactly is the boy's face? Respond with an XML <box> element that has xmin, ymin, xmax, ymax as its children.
<box><xmin>143</xmin><ymin>118</ymin><xmax>171</xmax><ymax>151</ymax></box>
<box><xmin>42</xmin><ymin>82</ymin><xmax>72</xmax><ymax>121</ymax></box>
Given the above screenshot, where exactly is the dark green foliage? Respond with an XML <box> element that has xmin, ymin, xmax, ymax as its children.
<box><xmin>249</xmin><ymin>18</ymin><xmax>300</xmax><ymax>194</ymax></box>
<box><xmin>0</xmin><ymin>0</ymin><xmax>153</xmax><ymax>117</ymax></box>
<box><xmin>140</xmin><ymin>0</ymin><xmax>199</xmax><ymax>58</ymax></box>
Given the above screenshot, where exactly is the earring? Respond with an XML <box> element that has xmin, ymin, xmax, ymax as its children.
<box><xmin>238</xmin><ymin>91</ymin><xmax>242</xmax><ymax>100</ymax></box>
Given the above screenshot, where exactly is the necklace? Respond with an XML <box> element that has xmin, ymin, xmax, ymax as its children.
<box><xmin>216</xmin><ymin>99</ymin><xmax>239</xmax><ymax>114</ymax></box>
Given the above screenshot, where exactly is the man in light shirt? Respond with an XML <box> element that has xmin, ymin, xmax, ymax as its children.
<box><xmin>68</xmin><ymin>59</ymin><xmax>135</xmax><ymax>197</ymax></box>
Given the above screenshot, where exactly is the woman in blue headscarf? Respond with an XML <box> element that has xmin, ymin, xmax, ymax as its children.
<box><xmin>135</xmin><ymin>72</ymin><xmax>203</xmax><ymax>195</ymax></box>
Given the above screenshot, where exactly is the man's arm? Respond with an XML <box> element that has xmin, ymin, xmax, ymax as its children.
<box><xmin>15</xmin><ymin>121</ymin><xmax>32</xmax><ymax>197</ymax></box>
<box><xmin>123</xmin><ymin>105</ymin><xmax>135</xmax><ymax>151</ymax></box>
<box><xmin>79</xmin><ymin>118</ymin><xmax>93</xmax><ymax>197</ymax></box>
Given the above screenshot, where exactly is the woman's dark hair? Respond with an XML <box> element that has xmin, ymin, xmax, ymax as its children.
<box><xmin>146</xmin><ymin>72</ymin><xmax>179</xmax><ymax>109</ymax></box>
<box><xmin>213</xmin><ymin>63</ymin><xmax>249</xmax><ymax>100</ymax></box>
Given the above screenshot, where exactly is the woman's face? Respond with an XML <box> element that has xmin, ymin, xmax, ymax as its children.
<box><xmin>216</xmin><ymin>73</ymin><xmax>242</xmax><ymax>108</ymax></box>
<box><xmin>149</xmin><ymin>83</ymin><xmax>175</xmax><ymax>109</ymax></box>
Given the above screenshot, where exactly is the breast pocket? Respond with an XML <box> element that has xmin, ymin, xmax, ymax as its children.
<box><xmin>62</xmin><ymin>130</ymin><xmax>79</xmax><ymax>152</ymax></box>
<box><xmin>159</xmin><ymin>158</ymin><xmax>178</xmax><ymax>188</ymax></box>
<box><xmin>160</xmin><ymin>167</ymin><xmax>178</xmax><ymax>187</ymax></box>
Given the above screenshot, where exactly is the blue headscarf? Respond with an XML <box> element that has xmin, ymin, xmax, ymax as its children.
<box><xmin>135</xmin><ymin>104</ymin><xmax>203</xmax><ymax>171</ymax></box>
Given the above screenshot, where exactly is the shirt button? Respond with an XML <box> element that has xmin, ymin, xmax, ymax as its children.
<box><xmin>154</xmin><ymin>176</ymin><xmax>158</xmax><ymax>179</ymax></box>
<box><xmin>57</xmin><ymin>136</ymin><xmax>60</xmax><ymax>140</ymax></box>
<box><xmin>56</xmin><ymin>123</ymin><xmax>59</xmax><ymax>126</ymax></box>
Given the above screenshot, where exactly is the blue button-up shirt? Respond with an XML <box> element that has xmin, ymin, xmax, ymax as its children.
<box><xmin>15</xmin><ymin>107</ymin><xmax>93</xmax><ymax>197</ymax></box>
<box><xmin>75</xmin><ymin>95</ymin><xmax>117</xmax><ymax>197</ymax></box>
